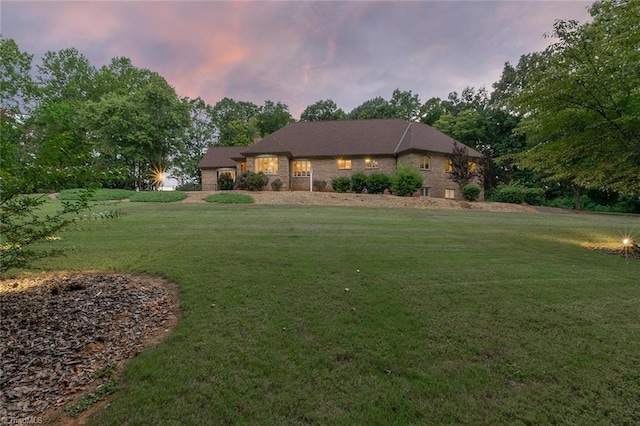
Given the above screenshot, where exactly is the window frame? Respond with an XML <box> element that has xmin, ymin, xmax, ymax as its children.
<box><xmin>445</xmin><ymin>189</ymin><xmax>455</xmax><ymax>199</ymax></box>
<box><xmin>292</xmin><ymin>160</ymin><xmax>311</xmax><ymax>177</ymax></box>
<box><xmin>337</xmin><ymin>158</ymin><xmax>352</xmax><ymax>170</ymax></box>
<box><xmin>445</xmin><ymin>159</ymin><xmax>454</xmax><ymax>173</ymax></box>
<box><xmin>254</xmin><ymin>156</ymin><xmax>279</xmax><ymax>175</ymax></box>
<box><xmin>419</xmin><ymin>155</ymin><xmax>431</xmax><ymax>170</ymax></box>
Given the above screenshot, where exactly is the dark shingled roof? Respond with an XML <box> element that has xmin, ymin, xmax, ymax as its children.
<box><xmin>197</xmin><ymin>146</ymin><xmax>246</xmax><ymax>169</ymax></box>
<box><xmin>198</xmin><ymin>119</ymin><xmax>481</xmax><ymax>169</ymax></box>
<box><xmin>240</xmin><ymin>119</ymin><xmax>481</xmax><ymax>158</ymax></box>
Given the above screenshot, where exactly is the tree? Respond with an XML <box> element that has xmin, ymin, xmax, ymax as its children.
<box><xmin>172</xmin><ymin>97</ymin><xmax>218</xmax><ymax>185</ymax></box>
<box><xmin>389</xmin><ymin>89</ymin><xmax>421</xmax><ymax>121</ymax></box>
<box><xmin>256</xmin><ymin>100</ymin><xmax>293</xmax><ymax>136</ymax></box>
<box><xmin>446</xmin><ymin>141</ymin><xmax>479</xmax><ymax>189</ymax></box>
<box><xmin>512</xmin><ymin>0</ymin><xmax>640</xmax><ymax>198</ymax></box>
<box><xmin>348</xmin><ymin>96</ymin><xmax>393</xmax><ymax>119</ymax></box>
<box><xmin>300</xmin><ymin>99</ymin><xmax>347</xmax><ymax>121</ymax></box>
<box><xmin>419</xmin><ymin>97</ymin><xmax>445</xmax><ymax>125</ymax></box>
<box><xmin>211</xmin><ymin>97</ymin><xmax>260</xmax><ymax>145</ymax></box>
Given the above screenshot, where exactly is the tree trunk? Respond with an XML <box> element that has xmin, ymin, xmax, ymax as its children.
<box><xmin>572</xmin><ymin>185</ymin><xmax>582</xmax><ymax>210</ymax></box>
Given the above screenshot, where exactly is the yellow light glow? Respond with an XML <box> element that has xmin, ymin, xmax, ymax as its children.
<box><xmin>150</xmin><ymin>165</ymin><xmax>166</xmax><ymax>188</ymax></box>
<box><xmin>622</xmin><ymin>238</ymin><xmax>632</xmax><ymax>247</ymax></box>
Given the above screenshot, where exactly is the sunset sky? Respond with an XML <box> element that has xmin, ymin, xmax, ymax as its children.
<box><xmin>3</xmin><ymin>1</ymin><xmax>592</xmax><ymax>118</ymax></box>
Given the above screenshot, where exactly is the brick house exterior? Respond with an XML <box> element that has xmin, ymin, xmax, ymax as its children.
<box><xmin>198</xmin><ymin>119</ymin><xmax>483</xmax><ymax>200</ymax></box>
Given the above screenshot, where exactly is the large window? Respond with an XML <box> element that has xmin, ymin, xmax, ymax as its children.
<box><xmin>445</xmin><ymin>159</ymin><xmax>453</xmax><ymax>173</ymax></box>
<box><xmin>420</xmin><ymin>155</ymin><xmax>430</xmax><ymax>170</ymax></box>
<box><xmin>337</xmin><ymin>159</ymin><xmax>352</xmax><ymax>170</ymax></box>
<box><xmin>255</xmin><ymin>157</ymin><xmax>278</xmax><ymax>174</ymax></box>
<box><xmin>293</xmin><ymin>160</ymin><xmax>311</xmax><ymax>177</ymax></box>
<box><xmin>364</xmin><ymin>158</ymin><xmax>379</xmax><ymax>169</ymax></box>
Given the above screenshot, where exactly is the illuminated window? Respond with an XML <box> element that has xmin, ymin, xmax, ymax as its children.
<box><xmin>468</xmin><ymin>161</ymin><xmax>478</xmax><ymax>173</ymax></box>
<box><xmin>337</xmin><ymin>159</ymin><xmax>352</xmax><ymax>170</ymax></box>
<box><xmin>293</xmin><ymin>160</ymin><xmax>311</xmax><ymax>177</ymax></box>
<box><xmin>364</xmin><ymin>158</ymin><xmax>379</xmax><ymax>169</ymax></box>
<box><xmin>445</xmin><ymin>189</ymin><xmax>455</xmax><ymax>199</ymax></box>
<box><xmin>445</xmin><ymin>159</ymin><xmax>453</xmax><ymax>173</ymax></box>
<box><xmin>420</xmin><ymin>155</ymin><xmax>430</xmax><ymax>170</ymax></box>
<box><xmin>240</xmin><ymin>162</ymin><xmax>247</xmax><ymax>173</ymax></box>
<box><xmin>255</xmin><ymin>156</ymin><xmax>278</xmax><ymax>174</ymax></box>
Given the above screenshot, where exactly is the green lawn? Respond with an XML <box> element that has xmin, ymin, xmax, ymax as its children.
<box><xmin>34</xmin><ymin>202</ymin><xmax>640</xmax><ymax>424</ymax></box>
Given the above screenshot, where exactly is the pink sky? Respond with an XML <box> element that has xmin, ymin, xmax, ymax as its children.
<box><xmin>3</xmin><ymin>1</ymin><xmax>592</xmax><ymax>117</ymax></box>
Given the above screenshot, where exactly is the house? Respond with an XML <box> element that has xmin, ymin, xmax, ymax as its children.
<box><xmin>198</xmin><ymin>119</ymin><xmax>482</xmax><ymax>200</ymax></box>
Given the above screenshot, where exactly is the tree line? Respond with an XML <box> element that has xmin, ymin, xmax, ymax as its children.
<box><xmin>1</xmin><ymin>0</ymin><xmax>638</xmax><ymax>206</ymax></box>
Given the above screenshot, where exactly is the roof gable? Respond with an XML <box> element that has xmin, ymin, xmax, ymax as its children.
<box><xmin>197</xmin><ymin>146</ymin><xmax>245</xmax><ymax>169</ymax></box>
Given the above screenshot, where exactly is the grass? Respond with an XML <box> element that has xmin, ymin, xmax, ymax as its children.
<box><xmin>205</xmin><ymin>192</ymin><xmax>254</xmax><ymax>203</ymax></box>
<box><xmin>28</xmin><ymin>201</ymin><xmax>640</xmax><ymax>424</ymax></box>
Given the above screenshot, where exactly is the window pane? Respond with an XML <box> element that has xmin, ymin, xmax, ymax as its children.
<box><xmin>338</xmin><ymin>159</ymin><xmax>352</xmax><ymax>170</ymax></box>
<box><xmin>365</xmin><ymin>158</ymin><xmax>379</xmax><ymax>169</ymax></box>
<box><xmin>255</xmin><ymin>157</ymin><xmax>278</xmax><ymax>174</ymax></box>
<box><xmin>420</xmin><ymin>156</ymin><xmax>430</xmax><ymax>170</ymax></box>
<box><xmin>445</xmin><ymin>159</ymin><xmax>453</xmax><ymax>173</ymax></box>
<box><xmin>293</xmin><ymin>161</ymin><xmax>311</xmax><ymax>177</ymax></box>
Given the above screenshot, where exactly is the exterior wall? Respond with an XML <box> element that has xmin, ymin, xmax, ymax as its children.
<box><xmin>245</xmin><ymin>155</ymin><xmax>290</xmax><ymax>191</ymax></box>
<box><xmin>201</xmin><ymin>169</ymin><xmax>217</xmax><ymax>191</ymax></box>
<box><xmin>289</xmin><ymin>156</ymin><xmax>396</xmax><ymax>191</ymax></box>
<box><xmin>201</xmin><ymin>166</ymin><xmax>241</xmax><ymax>191</ymax></box>
<box><xmin>398</xmin><ymin>152</ymin><xmax>483</xmax><ymax>200</ymax></box>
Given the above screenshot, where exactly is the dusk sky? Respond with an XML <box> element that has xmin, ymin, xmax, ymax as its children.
<box><xmin>3</xmin><ymin>1</ymin><xmax>592</xmax><ymax>118</ymax></box>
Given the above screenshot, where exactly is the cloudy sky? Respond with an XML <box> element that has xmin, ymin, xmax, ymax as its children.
<box><xmin>3</xmin><ymin>1</ymin><xmax>592</xmax><ymax>118</ymax></box>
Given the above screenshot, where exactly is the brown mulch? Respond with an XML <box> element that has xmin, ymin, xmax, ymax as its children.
<box><xmin>0</xmin><ymin>272</ymin><xmax>180</xmax><ymax>424</ymax></box>
<box><xmin>183</xmin><ymin>190</ymin><xmax>542</xmax><ymax>213</ymax></box>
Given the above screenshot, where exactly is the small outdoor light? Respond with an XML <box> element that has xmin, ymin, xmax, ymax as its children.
<box><xmin>622</xmin><ymin>238</ymin><xmax>632</xmax><ymax>247</ymax></box>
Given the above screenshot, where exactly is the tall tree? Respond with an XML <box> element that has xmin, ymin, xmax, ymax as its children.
<box><xmin>300</xmin><ymin>99</ymin><xmax>347</xmax><ymax>121</ymax></box>
<box><xmin>389</xmin><ymin>89</ymin><xmax>421</xmax><ymax>121</ymax></box>
<box><xmin>348</xmin><ymin>96</ymin><xmax>393</xmax><ymax>119</ymax></box>
<box><xmin>172</xmin><ymin>97</ymin><xmax>218</xmax><ymax>185</ymax></box>
<box><xmin>211</xmin><ymin>97</ymin><xmax>260</xmax><ymax>145</ymax></box>
<box><xmin>512</xmin><ymin>0</ymin><xmax>640</xmax><ymax>197</ymax></box>
<box><xmin>256</xmin><ymin>100</ymin><xmax>293</xmax><ymax>136</ymax></box>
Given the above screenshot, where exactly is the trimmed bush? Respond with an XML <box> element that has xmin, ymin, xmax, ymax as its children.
<box><xmin>331</xmin><ymin>176</ymin><xmax>351</xmax><ymax>193</ymax></box>
<box><xmin>235</xmin><ymin>172</ymin><xmax>269</xmax><ymax>191</ymax></box>
<box><xmin>129</xmin><ymin>191</ymin><xmax>187</xmax><ymax>202</ymax></box>
<box><xmin>205</xmin><ymin>193</ymin><xmax>254</xmax><ymax>204</ymax></box>
<box><xmin>462</xmin><ymin>184</ymin><xmax>482</xmax><ymax>201</ymax></box>
<box><xmin>524</xmin><ymin>188</ymin><xmax>545</xmax><ymax>206</ymax></box>
<box><xmin>366</xmin><ymin>173</ymin><xmax>391</xmax><ymax>194</ymax></box>
<box><xmin>271</xmin><ymin>178</ymin><xmax>283</xmax><ymax>191</ymax></box>
<box><xmin>391</xmin><ymin>164</ymin><xmax>423</xmax><ymax>197</ymax></box>
<box><xmin>350</xmin><ymin>172</ymin><xmax>368</xmax><ymax>194</ymax></box>
<box><xmin>217</xmin><ymin>173</ymin><xmax>235</xmax><ymax>191</ymax></box>
<box><xmin>494</xmin><ymin>184</ymin><xmax>526</xmax><ymax>204</ymax></box>
<box><xmin>58</xmin><ymin>188</ymin><xmax>133</xmax><ymax>201</ymax></box>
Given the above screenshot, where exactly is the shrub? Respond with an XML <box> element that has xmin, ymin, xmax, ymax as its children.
<box><xmin>494</xmin><ymin>184</ymin><xmax>526</xmax><ymax>204</ymax></box>
<box><xmin>271</xmin><ymin>178</ymin><xmax>283</xmax><ymax>191</ymax></box>
<box><xmin>391</xmin><ymin>164</ymin><xmax>423</xmax><ymax>197</ymax></box>
<box><xmin>350</xmin><ymin>172</ymin><xmax>368</xmax><ymax>194</ymax></box>
<box><xmin>313</xmin><ymin>180</ymin><xmax>328</xmax><ymax>192</ymax></box>
<box><xmin>366</xmin><ymin>173</ymin><xmax>391</xmax><ymax>194</ymax></box>
<box><xmin>217</xmin><ymin>173</ymin><xmax>235</xmax><ymax>191</ymax></box>
<box><xmin>58</xmin><ymin>188</ymin><xmax>133</xmax><ymax>201</ymax></box>
<box><xmin>524</xmin><ymin>188</ymin><xmax>545</xmax><ymax>206</ymax></box>
<box><xmin>331</xmin><ymin>176</ymin><xmax>351</xmax><ymax>193</ymax></box>
<box><xmin>235</xmin><ymin>172</ymin><xmax>268</xmax><ymax>191</ymax></box>
<box><xmin>129</xmin><ymin>191</ymin><xmax>187</xmax><ymax>202</ymax></box>
<box><xmin>175</xmin><ymin>182</ymin><xmax>201</xmax><ymax>191</ymax></box>
<box><xmin>462</xmin><ymin>184</ymin><xmax>482</xmax><ymax>201</ymax></box>
<box><xmin>205</xmin><ymin>193</ymin><xmax>254</xmax><ymax>204</ymax></box>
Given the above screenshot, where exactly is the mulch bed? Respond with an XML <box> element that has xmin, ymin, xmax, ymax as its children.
<box><xmin>0</xmin><ymin>272</ymin><xmax>180</xmax><ymax>423</ymax></box>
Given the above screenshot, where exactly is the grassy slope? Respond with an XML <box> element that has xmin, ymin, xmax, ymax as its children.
<box><xmin>35</xmin><ymin>202</ymin><xmax>640</xmax><ymax>424</ymax></box>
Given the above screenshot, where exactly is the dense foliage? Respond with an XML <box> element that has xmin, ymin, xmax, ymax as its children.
<box><xmin>391</xmin><ymin>164</ymin><xmax>423</xmax><ymax>197</ymax></box>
